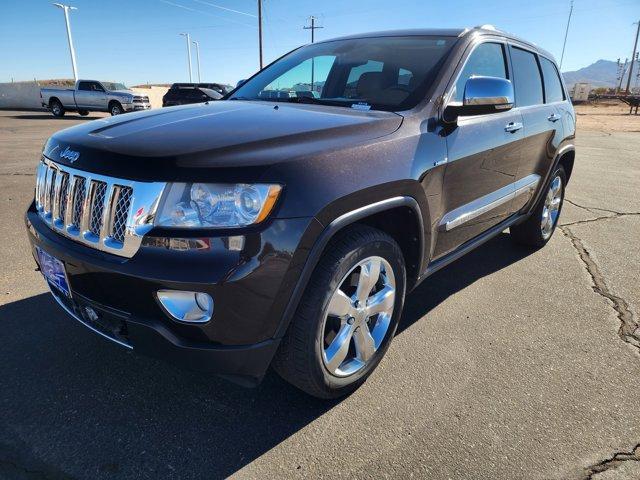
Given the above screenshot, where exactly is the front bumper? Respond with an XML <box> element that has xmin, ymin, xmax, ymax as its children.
<box><xmin>26</xmin><ymin>206</ymin><xmax>318</xmax><ymax>385</ymax></box>
<box><xmin>124</xmin><ymin>102</ymin><xmax>152</xmax><ymax>111</ymax></box>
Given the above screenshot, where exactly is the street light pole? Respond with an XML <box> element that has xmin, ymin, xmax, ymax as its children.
<box><xmin>192</xmin><ymin>40</ymin><xmax>201</xmax><ymax>83</ymax></box>
<box><xmin>179</xmin><ymin>33</ymin><xmax>193</xmax><ymax>82</ymax></box>
<box><xmin>53</xmin><ymin>3</ymin><xmax>78</xmax><ymax>81</ymax></box>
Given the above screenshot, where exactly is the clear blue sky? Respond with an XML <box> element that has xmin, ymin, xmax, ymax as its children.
<box><xmin>1</xmin><ymin>0</ymin><xmax>638</xmax><ymax>86</ymax></box>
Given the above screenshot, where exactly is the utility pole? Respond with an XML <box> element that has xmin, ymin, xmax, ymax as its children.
<box><xmin>625</xmin><ymin>21</ymin><xmax>640</xmax><ymax>94</ymax></box>
<box><xmin>53</xmin><ymin>3</ymin><xmax>79</xmax><ymax>81</ymax></box>
<box><xmin>257</xmin><ymin>0</ymin><xmax>263</xmax><ymax>69</ymax></box>
<box><xmin>617</xmin><ymin>58</ymin><xmax>628</xmax><ymax>94</ymax></box>
<box><xmin>192</xmin><ymin>40</ymin><xmax>201</xmax><ymax>83</ymax></box>
<box><xmin>304</xmin><ymin>16</ymin><xmax>323</xmax><ymax>92</ymax></box>
<box><xmin>559</xmin><ymin>0</ymin><xmax>573</xmax><ymax>71</ymax></box>
<box><xmin>179</xmin><ymin>33</ymin><xmax>193</xmax><ymax>82</ymax></box>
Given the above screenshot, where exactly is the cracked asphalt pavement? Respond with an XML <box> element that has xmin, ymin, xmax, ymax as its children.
<box><xmin>1</xmin><ymin>111</ymin><xmax>639</xmax><ymax>479</ymax></box>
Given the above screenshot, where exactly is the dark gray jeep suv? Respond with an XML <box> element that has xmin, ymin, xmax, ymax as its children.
<box><xmin>26</xmin><ymin>26</ymin><xmax>575</xmax><ymax>398</ymax></box>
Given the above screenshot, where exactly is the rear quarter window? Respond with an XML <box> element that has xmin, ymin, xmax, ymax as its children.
<box><xmin>510</xmin><ymin>47</ymin><xmax>544</xmax><ymax>107</ymax></box>
<box><xmin>540</xmin><ymin>57</ymin><xmax>565</xmax><ymax>103</ymax></box>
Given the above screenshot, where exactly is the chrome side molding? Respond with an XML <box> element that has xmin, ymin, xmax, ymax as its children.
<box><xmin>440</xmin><ymin>174</ymin><xmax>540</xmax><ymax>231</ymax></box>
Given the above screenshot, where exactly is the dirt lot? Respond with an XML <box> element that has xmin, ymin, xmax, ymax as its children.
<box><xmin>575</xmin><ymin>100</ymin><xmax>640</xmax><ymax>133</ymax></box>
<box><xmin>0</xmin><ymin>109</ymin><xmax>639</xmax><ymax>479</ymax></box>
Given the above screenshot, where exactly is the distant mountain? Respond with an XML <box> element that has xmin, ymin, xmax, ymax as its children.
<box><xmin>562</xmin><ymin>60</ymin><xmax>620</xmax><ymax>88</ymax></box>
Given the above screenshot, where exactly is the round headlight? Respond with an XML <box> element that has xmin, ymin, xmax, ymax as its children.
<box><xmin>236</xmin><ymin>185</ymin><xmax>261</xmax><ymax>221</ymax></box>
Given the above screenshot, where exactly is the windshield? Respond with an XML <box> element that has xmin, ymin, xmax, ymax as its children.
<box><xmin>230</xmin><ymin>35</ymin><xmax>456</xmax><ymax>111</ymax></box>
<box><xmin>102</xmin><ymin>82</ymin><xmax>128</xmax><ymax>91</ymax></box>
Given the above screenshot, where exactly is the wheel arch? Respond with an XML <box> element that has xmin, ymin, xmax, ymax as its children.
<box><xmin>273</xmin><ymin>196</ymin><xmax>426</xmax><ymax>339</ymax></box>
<box><xmin>557</xmin><ymin>146</ymin><xmax>575</xmax><ymax>184</ymax></box>
<box><xmin>108</xmin><ymin>99</ymin><xmax>122</xmax><ymax>110</ymax></box>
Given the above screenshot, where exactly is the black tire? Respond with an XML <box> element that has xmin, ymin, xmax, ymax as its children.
<box><xmin>510</xmin><ymin>165</ymin><xmax>566</xmax><ymax>248</ymax></box>
<box><xmin>273</xmin><ymin>225</ymin><xmax>406</xmax><ymax>399</ymax></box>
<box><xmin>78</xmin><ymin>110</ymin><xmax>89</xmax><ymax>116</ymax></box>
<box><xmin>50</xmin><ymin>99</ymin><xmax>65</xmax><ymax>117</ymax></box>
<box><xmin>109</xmin><ymin>101</ymin><xmax>123</xmax><ymax>116</ymax></box>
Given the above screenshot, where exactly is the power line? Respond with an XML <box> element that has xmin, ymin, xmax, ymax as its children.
<box><xmin>192</xmin><ymin>0</ymin><xmax>257</xmax><ymax>18</ymax></box>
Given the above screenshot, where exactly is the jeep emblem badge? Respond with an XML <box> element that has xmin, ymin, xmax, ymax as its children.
<box><xmin>60</xmin><ymin>146</ymin><xmax>80</xmax><ymax>163</ymax></box>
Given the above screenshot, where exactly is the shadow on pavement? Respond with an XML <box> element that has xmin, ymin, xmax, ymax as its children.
<box><xmin>0</xmin><ymin>232</ymin><xmax>534</xmax><ymax>479</ymax></box>
<box><xmin>399</xmin><ymin>232</ymin><xmax>534</xmax><ymax>334</ymax></box>
<box><xmin>9</xmin><ymin>114</ymin><xmax>102</xmax><ymax>121</ymax></box>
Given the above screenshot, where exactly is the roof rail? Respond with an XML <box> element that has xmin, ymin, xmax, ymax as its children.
<box><xmin>475</xmin><ymin>24</ymin><xmax>498</xmax><ymax>31</ymax></box>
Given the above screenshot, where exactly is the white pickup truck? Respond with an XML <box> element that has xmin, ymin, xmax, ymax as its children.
<box><xmin>40</xmin><ymin>79</ymin><xmax>151</xmax><ymax>117</ymax></box>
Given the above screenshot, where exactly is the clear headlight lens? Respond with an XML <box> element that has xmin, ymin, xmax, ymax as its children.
<box><xmin>156</xmin><ymin>183</ymin><xmax>282</xmax><ymax>228</ymax></box>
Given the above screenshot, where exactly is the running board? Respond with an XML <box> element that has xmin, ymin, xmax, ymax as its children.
<box><xmin>416</xmin><ymin>212</ymin><xmax>528</xmax><ymax>286</ymax></box>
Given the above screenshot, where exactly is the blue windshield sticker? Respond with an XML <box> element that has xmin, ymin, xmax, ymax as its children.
<box><xmin>351</xmin><ymin>102</ymin><xmax>371</xmax><ymax>111</ymax></box>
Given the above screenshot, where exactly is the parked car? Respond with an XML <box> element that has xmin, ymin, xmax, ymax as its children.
<box><xmin>162</xmin><ymin>83</ymin><xmax>227</xmax><ymax>107</ymax></box>
<box><xmin>26</xmin><ymin>26</ymin><xmax>575</xmax><ymax>398</ymax></box>
<box><xmin>40</xmin><ymin>80</ymin><xmax>151</xmax><ymax>117</ymax></box>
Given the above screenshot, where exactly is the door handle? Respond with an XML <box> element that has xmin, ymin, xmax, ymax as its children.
<box><xmin>504</xmin><ymin>122</ymin><xmax>523</xmax><ymax>133</ymax></box>
<box><xmin>548</xmin><ymin>113</ymin><xmax>560</xmax><ymax>122</ymax></box>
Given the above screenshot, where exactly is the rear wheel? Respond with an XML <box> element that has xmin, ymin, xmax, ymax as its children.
<box><xmin>50</xmin><ymin>100</ymin><xmax>65</xmax><ymax>117</ymax></box>
<box><xmin>109</xmin><ymin>101</ymin><xmax>123</xmax><ymax>116</ymax></box>
<box><xmin>510</xmin><ymin>165</ymin><xmax>566</xmax><ymax>247</ymax></box>
<box><xmin>273</xmin><ymin>225</ymin><xmax>406</xmax><ymax>398</ymax></box>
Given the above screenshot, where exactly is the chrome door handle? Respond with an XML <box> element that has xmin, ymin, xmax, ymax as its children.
<box><xmin>504</xmin><ymin>122</ymin><xmax>523</xmax><ymax>133</ymax></box>
<box><xmin>548</xmin><ymin>113</ymin><xmax>560</xmax><ymax>122</ymax></box>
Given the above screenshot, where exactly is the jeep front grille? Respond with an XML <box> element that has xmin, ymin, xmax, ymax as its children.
<box><xmin>35</xmin><ymin>157</ymin><xmax>166</xmax><ymax>258</ymax></box>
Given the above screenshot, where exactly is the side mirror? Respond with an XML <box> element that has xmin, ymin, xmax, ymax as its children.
<box><xmin>236</xmin><ymin>79</ymin><xmax>247</xmax><ymax>88</ymax></box>
<box><xmin>443</xmin><ymin>76</ymin><xmax>514</xmax><ymax>123</ymax></box>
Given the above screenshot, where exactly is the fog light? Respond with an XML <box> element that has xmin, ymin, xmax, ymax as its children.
<box><xmin>156</xmin><ymin>290</ymin><xmax>213</xmax><ymax>323</ymax></box>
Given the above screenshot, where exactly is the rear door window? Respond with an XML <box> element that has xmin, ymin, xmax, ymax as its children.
<box><xmin>510</xmin><ymin>47</ymin><xmax>544</xmax><ymax>107</ymax></box>
<box><xmin>454</xmin><ymin>42</ymin><xmax>507</xmax><ymax>102</ymax></box>
<box><xmin>540</xmin><ymin>57</ymin><xmax>565</xmax><ymax>103</ymax></box>
<box><xmin>78</xmin><ymin>82</ymin><xmax>91</xmax><ymax>91</ymax></box>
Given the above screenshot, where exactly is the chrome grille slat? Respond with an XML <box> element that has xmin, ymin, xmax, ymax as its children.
<box><xmin>71</xmin><ymin>176</ymin><xmax>86</xmax><ymax>230</ymax></box>
<box><xmin>89</xmin><ymin>181</ymin><xmax>107</xmax><ymax>236</ymax></box>
<box><xmin>111</xmin><ymin>186</ymin><xmax>133</xmax><ymax>243</ymax></box>
<box><xmin>34</xmin><ymin>157</ymin><xmax>166</xmax><ymax>258</ymax></box>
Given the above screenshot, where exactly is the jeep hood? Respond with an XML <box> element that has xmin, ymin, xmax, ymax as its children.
<box><xmin>44</xmin><ymin>101</ymin><xmax>403</xmax><ymax>181</ymax></box>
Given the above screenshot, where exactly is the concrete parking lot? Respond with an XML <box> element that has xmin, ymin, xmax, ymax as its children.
<box><xmin>0</xmin><ymin>109</ymin><xmax>639</xmax><ymax>479</ymax></box>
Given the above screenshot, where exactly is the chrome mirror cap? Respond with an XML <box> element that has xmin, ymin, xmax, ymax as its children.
<box><xmin>463</xmin><ymin>75</ymin><xmax>514</xmax><ymax>110</ymax></box>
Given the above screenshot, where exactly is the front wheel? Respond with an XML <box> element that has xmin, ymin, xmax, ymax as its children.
<box><xmin>510</xmin><ymin>165</ymin><xmax>566</xmax><ymax>247</ymax></box>
<box><xmin>109</xmin><ymin>102</ymin><xmax>123</xmax><ymax>116</ymax></box>
<box><xmin>273</xmin><ymin>225</ymin><xmax>406</xmax><ymax>398</ymax></box>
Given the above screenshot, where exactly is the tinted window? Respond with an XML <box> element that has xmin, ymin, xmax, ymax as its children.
<box><xmin>90</xmin><ymin>82</ymin><xmax>104</xmax><ymax>92</ymax></box>
<box><xmin>78</xmin><ymin>82</ymin><xmax>91</xmax><ymax>91</ymax></box>
<box><xmin>454</xmin><ymin>42</ymin><xmax>507</xmax><ymax>101</ymax></box>
<box><xmin>510</xmin><ymin>47</ymin><xmax>543</xmax><ymax>107</ymax></box>
<box><xmin>231</xmin><ymin>36</ymin><xmax>456</xmax><ymax>112</ymax></box>
<box><xmin>540</xmin><ymin>57</ymin><xmax>564</xmax><ymax>103</ymax></box>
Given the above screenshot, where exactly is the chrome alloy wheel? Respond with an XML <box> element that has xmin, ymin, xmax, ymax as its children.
<box><xmin>321</xmin><ymin>256</ymin><xmax>396</xmax><ymax>377</ymax></box>
<box><xmin>541</xmin><ymin>175</ymin><xmax>563</xmax><ymax>240</ymax></box>
<box><xmin>52</xmin><ymin>103</ymin><xmax>61</xmax><ymax>115</ymax></box>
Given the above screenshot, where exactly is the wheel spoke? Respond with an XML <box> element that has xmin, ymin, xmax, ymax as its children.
<box><xmin>327</xmin><ymin>289</ymin><xmax>353</xmax><ymax>318</ymax></box>
<box><xmin>324</xmin><ymin>323</ymin><xmax>354</xmax><ymax>372</ymax></box>
<box><xmin>550</xmin><ymin>177</ymin><xmax>562</xmax><ymax>196</ymax></box>
<box><xmin>550</xmin><ymin>196</ymin><xmax>561</xmax><ymax>210</ymax></box>
<box><xmin>353</xmin><ymin>324</ymin><xmax>376</xmax><ymax>362</ymax></box>
<box><xmin>355</xmin><ymin>258</ymin><xmax>381</xmax><ymax>304</ymax></box>
<box><xmin>366</xmin><ymin>285</ymin><xmax>395</xmax><ymax>317</ymax></box>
